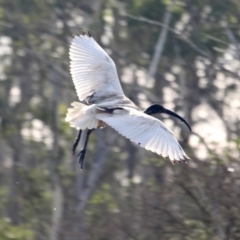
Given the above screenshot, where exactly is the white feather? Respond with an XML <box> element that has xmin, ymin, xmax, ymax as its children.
<box><xmin>65</xmin><ymin>102</ymin><xmax>98</xmax><ymax>130</ymax></box>
<box><xmin>69</xmin><ymin>35</ymin><xmax>124</xmax><ymax>103</ymax></box>
<box><xmin>96</xmin><ymin>107</ymin><xmax>189</xmax><ymax>162</ymax></box>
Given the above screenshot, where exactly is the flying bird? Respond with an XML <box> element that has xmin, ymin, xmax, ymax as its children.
<box><xmin>65</xmin><ymin>31</ymin><xmax>191</xmax><ymax>169</ymax></box>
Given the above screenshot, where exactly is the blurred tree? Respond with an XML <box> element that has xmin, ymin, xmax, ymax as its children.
<box><xmin>0</xmin><ymin>0</ymin><xmax>240</xmax><ymax>239</ymax></box>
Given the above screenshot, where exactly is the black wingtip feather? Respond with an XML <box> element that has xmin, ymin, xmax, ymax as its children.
<box><xmin>71</xmin><ymin>31</ymin><xmax>92</xmax><ymax>39</ymax></box>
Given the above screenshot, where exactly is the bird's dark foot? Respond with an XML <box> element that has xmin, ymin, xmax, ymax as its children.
<box><xmin>78</xmin><ymin>149</ymin><xmax>86</xmax><ymax>169</ymax></box>
<box><xmin>72</xmin><ymin>141</ymin><xmax>78</xmax><ymax>155</ymax></box>
<box><xmin>72</xmin><ymin>130</ymin><xmax>82</xmax><ymax>155</ymax></box>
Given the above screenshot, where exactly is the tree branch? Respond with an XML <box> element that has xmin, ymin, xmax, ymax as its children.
<box><xmin>147</xmin><ymin>4</ymin><xmax>173</xmax><ymax>78</ymax></box>
<box><xmin>124</xmin><ymin>12</ymin><xmax>210</xmax><ymax>58</ymax></box>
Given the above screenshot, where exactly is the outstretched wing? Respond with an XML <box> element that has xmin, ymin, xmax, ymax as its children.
<box><xmin>69</xmin><ymin>32</ymin><xmax>124</xmax><ymax>103</ymax></box>
<box><xmin>97</xmin><ymin>108</ymin><xmax>189</xmax><ymax>163</ymax></box>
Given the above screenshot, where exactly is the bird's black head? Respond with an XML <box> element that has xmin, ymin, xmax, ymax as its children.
<box><xmin>144</xmin><ymin>104</ymin><xmax>192</xmax><ymax>131</ymax></box>
<box><xmin>144</xmin><ymin>104</ymin><xmax>165</xmax><ymax>115</ymax></box>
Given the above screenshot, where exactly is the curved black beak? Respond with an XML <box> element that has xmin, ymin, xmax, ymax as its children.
<box><xmin>144</xmin><ymin>104</ymin><xmax>192</xmax><ymax>131</ymax></box>
<box><xmin>162</xmin><ymin>108</ymin><xmax>192</xmax><ymax>131</ymax></box>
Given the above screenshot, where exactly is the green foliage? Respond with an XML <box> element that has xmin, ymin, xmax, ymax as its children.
<box><xmin>0</xmin><ymin>219</ymin><xmax>34</xmax><ymax>240</ymax></box>
<box><xmin>184</xmin><ymin>220</ymin><xmax>213</xmax><ymax>240</ymax></box>
<box><xmin>90</xmin><ymin>183</ymin><xmax>119</xmax><ymax>211</ymax></box>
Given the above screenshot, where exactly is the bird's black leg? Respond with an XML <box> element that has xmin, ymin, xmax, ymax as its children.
<box><xmin>72</xmin><ymin>130</ymin><xmax>82</xmax><ymax>155</ymax></box>
<box><xmin>78</xmin><ymin>129</ymin><xmax>93</xmax><ymax>169</ymax></box>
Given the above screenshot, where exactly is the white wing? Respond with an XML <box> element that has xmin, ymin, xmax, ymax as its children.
<box><xmin>97</xmin><ymin>108</ymin><xmax>189</xmax><ymax>163</ymax></box>
<box><xmin>69</xmin><ymin>33</ymin><xmax>124</xmax><ymax>103</ymax></box>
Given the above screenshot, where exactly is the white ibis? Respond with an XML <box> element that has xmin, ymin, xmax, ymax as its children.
<box><xmin>65</xmin><ymin>32</ymin><xmax>191</xmax><ymax>169</ymax></box>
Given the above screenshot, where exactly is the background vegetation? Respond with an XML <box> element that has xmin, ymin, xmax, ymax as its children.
<box><xmin>0</xmin><ymin>0</ymin><xmax>240</xmax><ymax>239</ymax></box>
